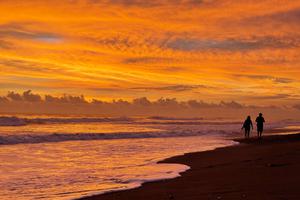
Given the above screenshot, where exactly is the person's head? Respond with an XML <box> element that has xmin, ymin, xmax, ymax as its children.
<box><xmin>247</xmin><ymin>116</ymin><xmax>251</xmax><ymax>120</ymax></box>
<box><xmin>259</xmin><ymin>113</ymin><xmax>263</xmax><ymax>117</ymax></box>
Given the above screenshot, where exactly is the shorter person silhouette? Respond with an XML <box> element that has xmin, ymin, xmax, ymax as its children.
<box><xmin>255</xmin><ymin>113</ymin><xmax>265</xmax><ymax>138</ymax></box>
<box><xmin>242</xmin><ymin>116</ymin><xmax>253</xmax><ymax>138</ymax></box>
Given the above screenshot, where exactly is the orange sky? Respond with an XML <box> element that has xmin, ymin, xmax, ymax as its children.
<box><xmin>0</xmin><ymin>0</ymin><xmax>300</xmax><ymax>105</ymax></box>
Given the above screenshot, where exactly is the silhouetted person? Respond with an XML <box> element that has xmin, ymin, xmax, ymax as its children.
<box><xmin>242</xmin><ymin>116</ymin><xmax>253</xmax><ymax>138</ymax></box>
<box><xmin>256</xmin><ymin>113</ymin><xmax>265</xmax><ymax>138</ymax></box>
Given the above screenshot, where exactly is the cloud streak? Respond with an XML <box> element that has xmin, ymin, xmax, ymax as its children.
<box><xmin>166</xmin><ymin>36</ymin><xmax>300</xmax><ymax>52</ymax></box>
<box><xmin>246</xmin><ymin>7</ymin><xmax>300</xmax><ymax>27</ymax></box>
<box><xmin>234</xmin><ymin>74</ymin><xmax>294</xmax><ymax>84</ymax></box>
<box><xmin>0</xmin><ymin>23</ymin><xmax>62</xmax><ymax>43</ymax></box>
<box><xmin>131</xmin><ymin>84</ymin><xmax>208</xmax><ymax>92</ymax></box>
<box><xmin>87</xmin><ymin>0</ymin><xmax>209</xmax><ymax>7</ymax></box>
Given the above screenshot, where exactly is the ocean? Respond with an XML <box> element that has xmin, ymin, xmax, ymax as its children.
<box><xmin>0</xmin><ymin>115</ymin><xmax>298</xmax><ymax>200</ymax></box>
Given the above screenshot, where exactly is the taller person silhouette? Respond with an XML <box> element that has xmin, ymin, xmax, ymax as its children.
<box><xmin>255</xmin><ymin>113</ymin><xmax>265</xmax><ymax>138</ymax></box>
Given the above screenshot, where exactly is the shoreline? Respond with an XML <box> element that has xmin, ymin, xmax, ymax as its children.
<box><xmin>79</xmin><ymin>133</ymin><xmax>300</xmax><ymax>200</ymax></box>
<box><xmin>76</xmin><ymin>139</ymin><xmax>237</xmax><ymax>200</ymax></box>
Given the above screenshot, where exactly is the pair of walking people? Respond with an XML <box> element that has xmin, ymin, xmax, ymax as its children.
<box><xmin>242</xmin><ymin>113</ymin><xmax>265</xmax><ymax>138</ymax></box>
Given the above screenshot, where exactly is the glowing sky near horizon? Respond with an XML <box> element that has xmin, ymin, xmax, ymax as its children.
<box><xmin>0</xmin><ymin>0</ymin><xmax>300</xmax><ymax>105</ymax></box>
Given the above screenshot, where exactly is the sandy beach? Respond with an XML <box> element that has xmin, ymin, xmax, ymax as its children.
<box><xmin>80</xmin><ymin>133</ymin><xmax>300</xmax><ymax>200</ymax></box>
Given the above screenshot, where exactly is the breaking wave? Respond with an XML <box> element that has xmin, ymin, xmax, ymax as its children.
<box><xmin>0</xmin><ymin>116</ymin><xmax>27</xmax><ymax>126</ymax></box>
<box><xmin>148</xmin><ymin>116</ymin><xmax>204</xmax><ymax>120</ymax></box>
<box><xmin>0</xmin><ymin>116</ymin><xmax>241</xmax><ymax>126</ymax></box>
<box><xmin>0</xmin><ymin>116</ymin><xmax>134</xmax><ymax>126</ymax></box>
<box><xmin>0</xmin><ymin>129</ymin><xmax>233</xmax><ymax>145</ymax></box>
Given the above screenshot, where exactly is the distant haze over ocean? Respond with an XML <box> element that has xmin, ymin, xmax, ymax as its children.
<box><xmin>1</xmin><ymin>91</ymin><xmax>300</xmax><ymax>121</ymax></box>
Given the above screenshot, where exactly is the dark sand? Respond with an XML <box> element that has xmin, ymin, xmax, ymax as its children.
<box><xmin>80</xmin><ymin>134</ymin><xmax>300</xmax><ymax>200</ymax></box>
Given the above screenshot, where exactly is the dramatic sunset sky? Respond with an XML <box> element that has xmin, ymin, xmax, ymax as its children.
<box><xmin>0</xmin><ymin>0</ymin><xmax>300</xmax><ymax>107</ymax></box>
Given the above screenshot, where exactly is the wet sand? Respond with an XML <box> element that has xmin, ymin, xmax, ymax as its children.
<box><xmin>80</xmin><ymin>133</ymin><xmax>300</xmax><ymax>200</ymax></box>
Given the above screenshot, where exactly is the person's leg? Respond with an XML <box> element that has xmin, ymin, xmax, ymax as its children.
<box><xmin>259</xmin><ymin>131</ymin><xmax>262</xmax><ymax>138</ymax></box>
<box><xmin>257</xmin><ymin>126</ymin><xmax>263</xmax><ymax>138</ymax></box>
